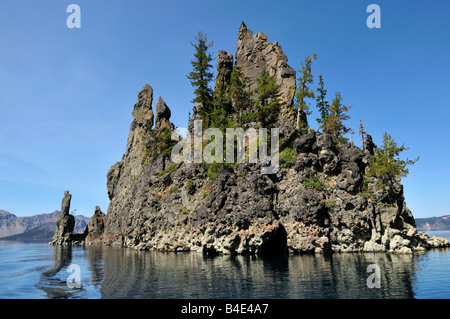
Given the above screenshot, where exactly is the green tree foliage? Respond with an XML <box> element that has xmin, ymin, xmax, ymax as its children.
<box><xmin>187</xmin><ymin>31</ymin><xmax>214</xmax><ymax>124</ymax></box>
<box><xmin>185</xmin><ymin>179</ymin><xmax>195</xmax><ymax>194</ymax></box>
<box><xmin>279</xmin><ymin>147</ymin><xmax>297</xmax><ymax>168</ymax></box>
<box><xmin>253</xmin><ymin>67</ymin><xmax>281</xmax><ymax>128</ymax></box>
<box><xmin>142</xmin><ymin>126</ymin><xmax>178</xmax><ymax>166</ymax></box>
<box><xmin>315</xmin><ymin>74</ymin><xmax>329</xmax><ymax>131</ymax></box>
<box><xmin>161</xmin><ymin>127</ymin><xmax>178</xmax><ymax>157</ymax></box>
<box><xmin>295</xmin><ymin>54</ymin><xmax>317</xmax><ymax>132</ymax></box>
<box><xmin>367</xmin><ymin>132</ymin><xmax>419</xmax><ymax>188</ymax></box>
<box><xmin>229</xmin><ymin>66</ymin><xmax>252</xmax><ymax>125</ymax></box>
<box><xmin>304</xmin><ymin>169</ymin><xmax>324</xmax><ymax>191</ymax></box>
<box><xmin>358</xmin><ymin>119</ymin><xmax>367</xmax><ymax>150</ymax></box>
<box><xmin>323</xmin><ymin>92</ymin><xmax>352</xmax><ymax>144</ymax></box>
<box><xmin>210</xmin><ymin>75</ymin><xmax>232</xmax><ymax>132</ymax></box>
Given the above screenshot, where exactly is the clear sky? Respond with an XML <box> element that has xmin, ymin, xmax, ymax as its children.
<box><xmin>0</xmin><ymin>0</ymin><xmax>449</xmax><ymax>218</ymax></box>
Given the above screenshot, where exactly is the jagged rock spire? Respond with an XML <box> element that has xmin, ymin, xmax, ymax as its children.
<box><xmin>235</xmin><ymin>22</ymin><xmax>297</xmax><ymax>140</ymax></box>
<box><xmin>85</xmin><ymin>206</ymin><xmax>106</xmax><ymax>243</ymax></box>
<box><xmin>49</xmin><ymin>190</ymin><xmax>75</xmax><ymax>245</ymax></box>
<box><xmin>215</xmin><ymin>50</ymin><xmax>234</xmax><ymax>91</ymax></box>
<box><xmin>235</xmin><ymin>22</ymin><xmax>296</xmax><ymax>106</ymax></box>
<box><xmin>154</xmin><ymin>96</ymin><xmax>174</xmax><ymax>131</ymax></box>
<box><xmin>132</xmin><ymin>84</ymin><xmax>154</xmax><ymax>128</ymax></box>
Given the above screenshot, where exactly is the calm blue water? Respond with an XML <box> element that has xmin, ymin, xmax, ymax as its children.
<box><xmin>1</xmin><ymin>231</ymin><xmax>450</xmax><ymax>299</ymax></box>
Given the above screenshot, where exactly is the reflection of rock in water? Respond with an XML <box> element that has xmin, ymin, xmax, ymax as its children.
<box><xmin>37</xmin><ymin>246</ymin><xmax>83</xmax><ymax>299</ymax></box>
<box><xmin>34</xmin><ymin>244</ymin><xmax>421</xmax><ymax>298</ymax></box>
<box><xmin>286</xmin><ymin>253</ymin><xmax>417</xmax><ymax>298</ymax></box>
<box><xmin>85</xmin><ymin>245</ymin><xmax>105</xmax><ymax>290</ymax></box>
<box><xmin>86</xmin><ymin>247</ymin><xmax>418</xmax><ymax>299</ymax></box>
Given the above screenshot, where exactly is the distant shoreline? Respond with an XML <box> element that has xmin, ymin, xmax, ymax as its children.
<box><xmin>416</xmin><ymin>215</ymin><xmax>450</xmax><ymax>231</ymax></box>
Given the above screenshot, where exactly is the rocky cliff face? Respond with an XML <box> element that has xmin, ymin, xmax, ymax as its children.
<box><xmin>82</xmin><ymin>23</ymin><xmax>448</xmax><ymax>254</ymax></box>
<box><xmin>95</xmin><ymin>83</ymin><xmax>177</xmax><ymax>246</ymax></box>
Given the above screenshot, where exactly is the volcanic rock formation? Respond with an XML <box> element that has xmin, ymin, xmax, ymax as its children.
<box><xmin>65</xmin><ymin>22</ymin><xmax>449</xmax><ymax>254</ymax></box>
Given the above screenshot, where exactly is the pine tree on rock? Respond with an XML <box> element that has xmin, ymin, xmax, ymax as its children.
<box><xmin>211</xmin><ymin>77</ymin><xmax>232</xmax><ymax>132</ymax></box>
<box><xmin>358</xmin><ymin>119</ymin><xmax>367</xmax><ymax>150</ymax></box>
<box><xmin>295</xmin><ymin>54</ymin><xmax>317</xmax><ymax>132</ymax></box>
<box><xmin>315</xmin><ymin>74</ymin><xmax>330</xmax><ymax>132</ymax></box>
<box><xmin>367</xmin><ymin>132</ymin><xmax>419</xmax><ymax>194</ymax></box>
<box><xmin>253</xmin><ymin>67</ymin><xmax>282</xmax><ymax>128</ymax></box>
<box><xmin>323</xmin><ymin>92</ymin><xmax>352</xmax><ymax>144</ymax></box>
<box><xmin>187</xmin><ymin>31</ymin><xmax>215</xmax><ymax>126</ymax></box>
<box><xmin>229</xmin><ymin>66</ymin><xmax>252</xmax><ymax>126</ymax></box>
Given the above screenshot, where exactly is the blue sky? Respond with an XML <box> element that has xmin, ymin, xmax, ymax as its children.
<box><xmin>0</xmin><ymin>0</ymin><xmax>449</xmax><ymax>218</ymax></box>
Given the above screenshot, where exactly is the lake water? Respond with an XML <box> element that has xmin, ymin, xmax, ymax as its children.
<box><xmin>1</xmin><ymin>231</ymin><xmax>450</xmax><ymax>299</ymax></box>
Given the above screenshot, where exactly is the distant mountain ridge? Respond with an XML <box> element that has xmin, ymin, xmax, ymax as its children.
<box><xmin>0</xmin><ymin>210</ymin><xmax>89</xmax><ymax>240</ymax></box>
<box><xmin>416</xmin><ymin>215</ymin><xmax>450</xmax><ymax>231</ymax></box>
<box><xmin>0</xmin><ymin>223</ymin><xmax>56</xmax><ymax>242</ymax></box>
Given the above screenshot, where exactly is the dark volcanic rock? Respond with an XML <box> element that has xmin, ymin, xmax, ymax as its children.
<box><xmin>49</xmin><ymin>191</ymin><xmax>76</xmax><ymax>245</ymax></box>
<box><xmin>132</xmin><ymin>84</ymin><xmax>154</xmax><ymax>130</ymax></box>
<box><xmin>155</xmin><ymin>96</ymin><xmax>174</xmax><ymax>131</ymax></box>
<box><xmin>85</xmin><ymin>206</ymin><xmax>106</xmax><ymax>243</ymax></box>
<box><xmin>93</xmin><ymin>84</ymin><xmax>176</xmax><ymax>247</ymax></box>
<box><xmin>294</xmin><ymin>130</ymin><xmax>317</xmax><ymax>154</ymax></box>
<box><xmin>49</xmin><ymin>191</ymin><xmax>90</xmax><ymax>246</ymax></box>
<box><xmin>215</xmin><ymin>50</ymin><xmax>234</xmax><ymax>90</ymax></box>
<box><xmin>365</xmin><ymin>134</ymin><xmax>377</xmax><ymax>155</ymax></box>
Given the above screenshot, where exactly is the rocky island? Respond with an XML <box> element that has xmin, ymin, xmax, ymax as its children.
<box><xmin>51</xmin><ymin>22</ymin><xmax>449</xmax><ymax>254</ymax></box>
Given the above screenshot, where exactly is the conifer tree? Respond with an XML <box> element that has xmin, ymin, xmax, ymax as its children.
<box><xmin>358</xmin><ymin>119</ymin><xmax>367</xmax><ymax>150</ymax></box>
<box><xmin>187</xmin><ymin>31</ymin><xmax>214</xmax><ymax>125</ymax></box>
<box><xmin>323</xmin><ymin>92</ymin><xmax>352</xmax><ymax>143</ymax></box>
<box><xmin>315</xmin><ymin>74</ymin><xmax>329</xmax><ymax>132</ymax></box>
<box><xmin>367</xmin><ymin>132</ymin><xmax>419</xmax><ymax>189</ymax></box>
<box><xmin>295</xmin><ymin>54</ymin><xmax>317</xmax><ymax>132</ymax></box>
<box><xmin>253</xmin><ymin>67</ymin><xmax>281</xmax><ymax>128</ymax></box>
<box><xmin>210</xmin><ymin>78</ymin><xmax>231</xmax><ymax>133</ymax></box>
<box><xmin>229</xmin><ymin>66</ymin><xmax>252</xmax><ymax>125</ymax></box>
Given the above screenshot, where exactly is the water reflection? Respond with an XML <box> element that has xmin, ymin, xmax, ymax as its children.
<box><xmin>38</xmin><ymin>245</ymin><xmax>422</xmax><ymax>299</ymax></box>
<box><xmin>37</xmin><ymin>246</ymin><xmax>77</xmax><ymax>298</ymax></box>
